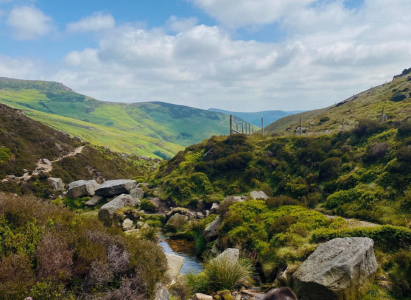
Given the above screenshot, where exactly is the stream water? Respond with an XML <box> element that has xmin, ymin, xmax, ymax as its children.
<box><xmin>159</xmin><ymin>237</ymin><xmax>204</xmax><ymax>275</ymax></box>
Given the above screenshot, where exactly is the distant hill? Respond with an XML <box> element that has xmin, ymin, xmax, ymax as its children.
<box><xmin>265</xmin><ymin>68</ymin><xmax>411</xmax><ymax>135</ymax></box>
<box><xmin>208</xmin><ymin>108</ymin><xmax>302</xmax><ymax>127</ymax></box>
<box><xmin>0</xmin><ymin>78</ymin><xmax>251</xmax><ymax>158</ymax></box>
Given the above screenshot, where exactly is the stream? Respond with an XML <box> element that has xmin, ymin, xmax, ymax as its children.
<box><xmin>159</xmin><ymin>236</ymin><xmax>204</xmax><ymax>274</ymax></box>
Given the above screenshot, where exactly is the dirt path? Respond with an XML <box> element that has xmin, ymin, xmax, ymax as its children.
<box><xmin>34</xmin><ymin>146</ymin><xmax>84</xmax><ymax>175</ymax></box>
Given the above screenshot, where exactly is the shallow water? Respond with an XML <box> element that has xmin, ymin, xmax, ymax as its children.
<box><xmin>159</xmin><ymin>237</ymin><xmax>204</xmax><ymax>274</ymax></box>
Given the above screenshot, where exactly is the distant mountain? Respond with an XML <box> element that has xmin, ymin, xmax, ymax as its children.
<box><xmin>264</xmin><ymin>68</ymin><xmax>411</xmax><ymax>135</ymax></box>
<box><xmin>0</xmin><ymin>78</ymin><xmax>253</xmax><ymax>158</ymax></box>
<box><xmin>208</xmin><ymin>108</ymin><xmax>303</xmax><ymax>127</ymax></box>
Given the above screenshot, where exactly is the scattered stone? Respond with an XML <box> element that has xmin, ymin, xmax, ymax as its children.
<box><xmin>262</xmin><ymin>288</ymin><xmax>297</xmax><ymax>300</ymax></box>
<box><xmin>41</xmin><ymin>158</ymin><xmax>52</xmax><ymax>166</ymax></box>
<box><xmin>224</xmin><ymin>195</ymin><xmax>247</xmax><ymax>203</ymax></box>
<box><xmin>154</xmin><ymin>283</ymin><xmax>170</xmax><ymax>300</ymax></box>
<box><xmin>214</xmin><ymin>248</ymin><xmax>239</xmax><ymax>264</ymax></box>
<box><xmin>293</xmin><ymin>237</ymin><xmax>377</xmax><ymax>300</ymax></box>
<box><xmin>165</xmin><ymin>253</ymin><xmax>185</xmax><ymax>283</ymax></box>
<box><xmin>203</xmin><ymin>216</ymin><xmax>222</xmax><ymax>242</ymax></box>
<box><xmin>95</xmin><ymin>179</ymin><xmax>137</xmax><ymax>197</ymax></box>
<box><xmin>250</xmin><ymin>191</ymin><xmax>268</xmax><ymax>200</ymax></box>
<box><xmin>67</xmin><ymin>180</ymin><xmax>100</xmax><ymax>199</ymax></box>
<box><xmin>210</xmin><ymin>203</ymin><xmax>220</xmax><ymax>214</ymax></box>
<box><xmin>130</xmin><ymin>187</ymin><xmax>144</xmax><ymax>200</ymax></box>
<box><xmin>122</xmin><ymin>218</ymin><xmax>134</xmax><ymax>231</ymax></box>
<box><xmin>165</xmin><ymin>213</ymin><xmax>188</xmax><ymax>231</ymax></box>
<box><xmin>196</xmin><ymin>212</ymin><xmax>204</xmax><ymax>219</ymax></box>
<box><xmin>195</xmin><ymin>293</ymin><xmax>213</xmax><ymax>300</ymax></box>
<box><xmin>205</xmin><ymin>210</ymin><xmax>210</xmax><ymax>217</ymax></box>
<box><xmin>98</xmin><ymin>194</ymin><xmax>141</xmax><ymax>226</ymax></box>
<box><xmin>85</xmin><ymin>195</ymin><xmax>104</xmax><ymax>206</ymax></box>
<box><xmin>47</xmin><ymin>177</ymin><xmax>64</xmax><ymax>191</ymax></box>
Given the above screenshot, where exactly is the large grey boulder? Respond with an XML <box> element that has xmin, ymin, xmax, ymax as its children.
<box><xmin>154</xmin><ymin>283</ymin><xmax>170</xmax><ymax>300</ymax></box>
<box><xmin>47</xmin><ymin>177</ymin><xmax>64</xmax><ymax>191</ymax></box>
<box><xmin>293</xmin><ymin>237</ymin><xmax>377</xmax><ymax>300</ymax></box>
<box><xmin>203</xmin><ymin>216</ymin><xmax>222</xmax><ymax>242</ymax></box>
<box><xmin>95</xmin><ymin>179</ymin><xmax>137</xmax><ymax>197</ymax></box>
<box><xmin>130</xmin><ymin>187</ymin><xmax>144</xmax><ymax>200</ymax></box>
<box><xmin>165</xmin><ymin>213</ymin><xmax>188</xmax><ymax>231</ymax></box>
<box><xmin>250</xmin><ymin>191</ymin><xmax>268</xmax><ymax>200</ymax></box>
<box><xmin>98</xmin><ymin>194</ymin><xmax>140</xmax><ymax>226</ymax></box>
<box><xmin>165</xmin><ymin>253</ymin><xmax>185</xmax><ymax>283</ymax></box>
<box><xmin>67</xmin><ymin>180</ymin><xmax>99</xmax><ymax>199</ymax></box>
<box><xmin>85</xmin><ymin>195</ymin><xmax>104</xmax><ymax>207</ymax></box>
<box><xmin>214</xmin><ymin>248</ymin><xmax>239</xmax><ymax>264</ymax></box>
<box><xmin>210</xmin><ymin>203</ymin><xmax>220</xmax><ymax>214</ymax></box>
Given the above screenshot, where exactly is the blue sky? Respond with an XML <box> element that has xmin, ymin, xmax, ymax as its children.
<box><xmin>0</xmin><ymin>0</ymin><xmax>409</xmax><ymax>111</ymax></box>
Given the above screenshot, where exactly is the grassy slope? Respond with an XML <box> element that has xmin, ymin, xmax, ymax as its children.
<box><xmin>0</xmin><ymin>78</ymin><xmax>248</xmax><ymax>158</ymax></box>
<box><xmin>265</xmin><ymin>73</ymin><xmax>411</xmax><ymax>135</ymax></box>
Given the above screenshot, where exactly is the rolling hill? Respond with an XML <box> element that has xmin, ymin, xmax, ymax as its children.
<box><xmin>264</xmin><ymin>68</ymin><xmax>411</xmax><ymax>135</ymax></box>
<box><xmin>208</xmin><ymin>108</ymin><xmax>302</xmax><ymax>127</ymax></box>
<box><xmin>0</xmin><ymin>77</ymin><xmax>250</xmax><ymax>158</ymax></box>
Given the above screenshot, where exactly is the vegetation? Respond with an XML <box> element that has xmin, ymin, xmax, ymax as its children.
<box><xmin>0</xmin><ymin>192</ymin><xmax>167</xmax><ymax>300</ymax></box>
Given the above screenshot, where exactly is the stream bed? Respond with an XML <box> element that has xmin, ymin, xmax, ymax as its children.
<box><xmin>159</xmin><ymin>237</ymin><xmax>204</xmax><ymax>275</ymax></box>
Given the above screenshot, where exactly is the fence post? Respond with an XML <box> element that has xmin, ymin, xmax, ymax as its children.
<box><xmin>248</xmin><ymin>123</ymin><xmax>251</xmax><ymax>135</ymax></box>
<box><xmin>236</xmin><ymin>123</ymin><xmax>239</xmax><ymax>132</ymax></box>
<box><xmin>242</xmin><ymin>122</ymin><xmax>244</xmax><ymax>134</ymax></box>
<box><xmin>261</xmin><ymin>118</ymin><xmax>264</xmax><ymax>136</ymax></box>
<box><xmin>230</xmin><ymin>115</ymin><xmax>233</xmax><ymax>135</ymax></box>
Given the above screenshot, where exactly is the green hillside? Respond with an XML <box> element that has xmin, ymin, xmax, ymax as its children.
<box><xmin>265</xmin><ymin>69</ymin><xmax>411</xmax><ymax>135</ymax></box>
<box><xmin>0</xmin><ymin>78</ymin><xmax>248</xmax><ymax>158</ymax></box>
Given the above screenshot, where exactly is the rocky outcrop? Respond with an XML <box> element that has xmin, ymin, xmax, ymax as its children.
<box><xmin>214</xmin><ymin>248</ymin><xmax>239</xmax><ymax>264</ymax></box>
<box><xmin>130</xmin><ymin>187</ymin><xmax>144</xmax><ymax>200</ymax></box>
<box><xmin>250</xmin><ymin>191</ymin><xmax>268</xmax><ymax>200</ymax></box>
<box><xmin>85</xmin><ymin>195</ymin><xmax>104</xmax><ymax>206</ymax></box>
<box><xmin>165</xmin><ymin>253</ymin><xmax>185</xmax><ymax>283</ymax></box>
<box><xmin>67</xmin><ymin>180</ymin><xmax>99</xmax><ymax>199</ymax></box>
<box><xmin>210</xmin><ymin>203</ymin><xmax>219</xmax><ymax>214</ymax></box>
<box><xmin>293</xmin><ymin>237</ymin><xmax>377</xmax><ymax>300</ymax></box>
<box><xmin>262</xmin><ymin>288</ymin><xmax>297</xmax><ymax>300</ymax></box>
<box><xmin>98</xmin><ymin>194</ymin><xmax>141</xmax><ymax>226</ymax></box>
<box><xmin>203</xmin><ymin>216</ymin><xmax>222</xmax><ymax>242</ymax></box>
<box><xmin>154</xmin><ymin>283</ymin><xmax>170</xmax><ymax>300</ymax></box>
<box><xmin>47</xmin><ymin>177</ymin><xmax>64</xmax><ymax>191</ymax></box>
<box><xmin>165</xmin><ymin>213</ymin><xmax>188</xmax><ymax>231</ymax></box>
<box><xmin>95</xmin><ymin>179</ymin><xmax>137</xmax><ymax>197</ymax></box>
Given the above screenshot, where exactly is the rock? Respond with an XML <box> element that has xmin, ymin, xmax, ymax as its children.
<box><xmin>250</xmin><ymin>191</ymin><xmax>268</xmax><ymax>200</ymax></box>
<box><xmin>194</xmin><ymin>293</ymin><xmax>213</xmax><ymax>300</ymax></box>
<box><xmin>130</xmin><ymin>187</ymin><xmax>144</xmax><ymax>200</ymax></box>
<box><xmin>47</xmin><ymin>177</ymin><xmax>64</xmax><ymax>192</ymax></box>
<box><xmin>293</xmin><ymin>237</ymin><xmax>377</xmax><ymax>300</ymax></box>
<box><xmin>218</xmin><ymin>290</ymin><xmax>233</xmax><ymax>300</ymax></box>
<box><xmin>205</xmin><ymin>210</ymin><xmax>210</xmax><ymax>217</ymax></box>
<box><xmin>122</xmin><ymin>218</ymin><xmax>134</xmax><ymax>231</ymax></box>
<box><xmin>224</xmin><ymin>195</ymin><xmax>247</xmax><ymax>203</ymax></box>
<box><xmin>165</xmin><ymin>253</ymin><xmax>185</xmax><ymax>283</ymax></box>
<box><xmin>165</xmin><ymin>213</ymin><xmax>188</xmax><ymax>231</ymax></box>
<box><xmin>137</xmin><ymin>182</ymin><xmax>149</xmax><ymax>188</ymax></box>
<box><xmin>167</xmin><ymin>207</ymin><xmax>196</xmax><ymax>220</ymax></box>
<box><xmin>41</xmin><ymin>158</ymin><xmax>52</xmax><ymax>166</ymax></box>
<box><xmin>210</xmin><ymin>203</ymin><xmax>220</xmax><ymax>214</ymax></box>
<box><xmin>203</xmin><ymin>216</ymin><xmax>222</xmax><ymax>242</ymax></box>
<box><xmin>98</xmin><ymin>194</ymin><xmax>141</xmax><ymax>226</ymax></box>
<box><xmin>154</xmin><ymin>283</ymin><xmax>170</xmax><ymax>300</ymax></box>
<box><xmin>85</xmin><ymin>195</ymin><xmax>104</xmax><ymax>206</ymax></box>
<box><xmin>95</xmin><ymin>179</ymin><xmax>137</xmax><ymax>197</ymax></box>
<box><xmin>197</xmin><ymin>199</ymin><xmax>205</xmax><ymax>211</ymax></box>
<box><xmin>196</xmin><ymin>212</ymin><xmax>205</xmax><ymax>219</ymax></box>
<box><xmin>214</xmin><ymin>248</ymin><xmax>239</xmax><ymax>264</ymax></box>
<box><xmin>262</xmin><ymin>288</ymin><xmax>297</xmax><ymax>300</ymax></box>
<box><xmin>210</xmin><ymin>237</ymin><xmax>223</xmax><ymax>256</ymax></box>
<box><xmin>67</xmin><ymin>180</ymin><xmax>99</xmax><ymax>199</ymax></box>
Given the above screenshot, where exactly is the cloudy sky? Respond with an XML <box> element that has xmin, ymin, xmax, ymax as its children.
<box><xmin>0</xmin><ymin>0</ymin><xmax>410</xmax><ymax>111</ymax></box>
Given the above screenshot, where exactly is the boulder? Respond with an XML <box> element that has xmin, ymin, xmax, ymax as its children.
<box><xmin>67</xmin><ymin>180</ymin><xmax>99</xmax><ymax>199</ymax></box>
<box><xmin>194</xmin><ymin>294</ymin><xmax>213</xmax><ymax>300</ymax></box>
<box><xmin>85</xmin><ymin>195</ymin><xmax>104</xmax><ymax>206</ymax></box>
<box><xmin>130</xmin><ymin>187</ymin><xmax>144</xmax><ymax>200</ymax></box>
<box><xmin>98</xmin><ymin>194</ymin><xmax>140</xmax><ymax>226</ymax></box>
<box><xmin>214</xmin><ymin>248</ymin><xmax>239</xmax><ymax>264</ymax></box>
<box><xmin>225</xmin><ymin>195</ymin><xmax>247</xmax><ymax>202</ymax></box>
<box><xmin>95</xmin><ymin>179</ymin><xmax>137</xmax><ymax>197</ymax></box>
<box><xmin>210</xmin><ymin>203</ymin><xmax>220</xmax><ymax>214</ymax></box>
<box><xmin>293</xmin><ymin>237</ymin><xmax>377</xmax><ymax>300</ymax></box>
<box><xmin>262</xmin><ymin>288</ymin><xmax>297</xmax><ymax>300</ymax></box>
<box><xmin>165</xmin><ymin>253</ymin><xmax>185</xmax><ymax>282</ymax></box>
<box><xmin>122</xmin><ymin>218</ymin><xmax>134</xmax><ymax>231</ymax></box>
<box><xmin>203</xmin><ymin>216</ymin><xmax>222</xmax><ymax>242</ymax></box>
<box><xmin>47</xmin><ymin>177</ymin><xmax>64</xmax><ymax>191</ymax></box>
<box><xmin>154</xmin><ymin>283</ymin><xmax>170</xmax><ymax>300</ymax></box>
<box><xmin>165</xmin><ymin>213</ymin><xmax>188</xmax><ymax>231</ymax></box>
<box><xmin>167</xmin><ymin>207</ymin><xmax>196</xmax><ymax>220</ymax></box>
<box><xmin>250</xmin><ymin>191</ymin><xmax>268</xmax><ymax>200</ymax></box>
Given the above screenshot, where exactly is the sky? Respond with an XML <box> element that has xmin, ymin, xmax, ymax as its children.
<box><xmin>0</xmin><ymin>0</ymin><xmax>410</xmax><ymax>111</ymax></box>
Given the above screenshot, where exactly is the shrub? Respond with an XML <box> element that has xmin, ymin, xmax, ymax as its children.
<box><xmin>140</xmin><ymin>200</ymin><xmax>157</xmax><ymax>213</ymax></box>
<box><xmin>397</xmin><ymin>146</ymin><xmax>411</xmax><ymax>163</ymax></box>
<box><xmin>215</xmin><ymin>152</ymin><xmax>253</xmax><ymax>171</ymax></box>
<box><xmin>354</xmin><ymin>119</ymin><xmax>388</xmax><ymax>137</ymax></box>
<box><xmin>319</xmin><ymin>157</ymin><xmax>342</xmax><ymax>180</ymax></box>
<box><xmin>367</xmin><ymin>143</ymin><xmax>389</xmax><ymax>160</ymax></box>
<box><xmin>268</xmin><ymin>216</ymin><xmax>298</xmax><ymax>237</ymax></box>
<box><xmin>397</xmin><ymin>122</ymin><xmax>411</xmax><ymax>138</ymax></box>
<box><xmin>320</xmin><ymin>117</ymin><xmax>330</xmax><ymax>123</ymax></box>
<box><xmin>266</xmin><ymin>196</ymin><xmax>300</xmax><ymax>208</ymax></box>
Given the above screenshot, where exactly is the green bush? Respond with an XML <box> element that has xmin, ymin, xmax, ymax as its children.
<box><xmin>354</xmin><ymin>119</ymin><xmax>389</xmax><ymax>137</ymax></box>
<box><xmin>396</xmin><ymin>146</ymin><xmax>411</xmax><ymax>162</ymax></box>
<box><xmin>319</xmin><ymin>157</ymin><xmax>342</xmax><ymax>180</ymax></box>
<box><xmin>397</xmin><ymin>122</ymin><xmax>411</xmax><ymax>138</ymax></box>
<box><xmin>141</xmin><ymin>199</ymin><xmax>157</xmax><ymax>212</ymax></box>
<box><xmin>266</xmin><ymin>196</ymin><xmax>300</xmax><ymax>208</ymax></box>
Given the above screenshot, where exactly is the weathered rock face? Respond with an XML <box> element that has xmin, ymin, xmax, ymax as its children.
<box><xmin>130</xmin><ymin>187</ymin><xmax>144</xmax><ymax>200</ymax></box>
<box><xmin>85</xmin><ymin>195</ymin><xmax>104</xmax><ymax>206</ymax></box>
<box><xmin>165</xmin><ymin>253</ymin><xmax>185</xmax><ymax>283</ymax></box>
<box><xmin>122</xmin><ymin>218</ymin><xmax>134</xmax><ymax>231</ymax></box>
<box><xmin>250</xmin><ymin>191</ymin><xmax>268</xmax><ymax>200</ymax></box>
<box><xmin>154</xmin><ymin>283</ymin><xmax>170</xmax><ymax>300</ymax></box>
<box><xmin>214</xmin><ymin>248</ymin><xmax>240</xmax><ymax>264</ymax></box>
<box><xmin>95</xmin><ymin>179</ymin><xmax>137</xmax><ymax>197</ymax></box>
<box><xmin>263</xmin><ymin>287</ymin><xmax>298</xmax><ymax>300</ymax></box>
<box><xmin>210</xmin><ymin>203</ymin><xmax>220</xmax><ymax>214</ymax></box>
<box><xmin>67</xmin><ymin>180</ymin><xmax>100</xmax><ymax>199</ymax></box>
<box><xmin>165</xmin><ymin>213</ymin><xmax>188</xmax><ymax>231</ymax></box>
<box><xmin>203</xmin><ymin>216</ymin><xmax>222</xmax><ymax>242</ymax></box>
<box><xmin>47</xmin><ymin>177</ymin><xmax>64</xmax><ymax>191</ymax></box>
<box><xmin>293</xmin><ymin>237</ymin><xmax>377</xmax><ymax>300</ymax></box>
<box><xmin>98</xmin><ymin>194</ymin><xmax>140</xmax><ymax>226</ymax></box>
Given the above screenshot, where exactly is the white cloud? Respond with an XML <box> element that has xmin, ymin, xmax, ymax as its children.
<box><xmin>66</xmin><ymin>12</ymin><xmax>115</xmax><ymax>33</ymax></box>
<box><xmin>7</xmin><ymin>5</ymin><xmax>54</xmax><ymax>40</ymax></box>
<box><xmin>166</xmin><ymin>16</ymin><xmax>198</xmax><ymax>32</ymax></box>
<box><xmin>0</xmin><ymin>55</ymin><xmax>41</xmax><ymax>78</ymax></box>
